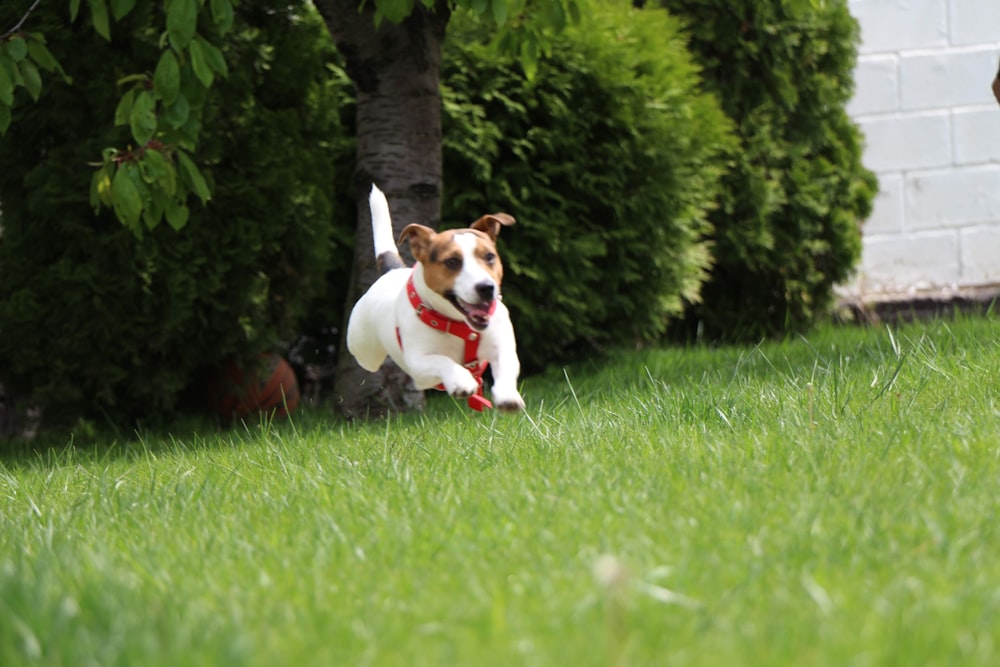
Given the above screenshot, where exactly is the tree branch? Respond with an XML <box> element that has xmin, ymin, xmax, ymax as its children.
<box><xmin>1</xmin><ymin>0</ymin><xmax>42</xmax><ymax>41</ymax></box>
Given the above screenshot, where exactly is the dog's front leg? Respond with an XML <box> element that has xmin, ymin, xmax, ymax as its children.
<box><xmin>490</xmin><ymin>358</ymin><xmax>524</xmax><ymax>412</ymax></box>
<box><xmin>405</xmin><ymin>353</ymin><xmax>480</xmax><ymax>398</ymax></box>
<box><xmin>486</xmin><ymin>323</ymin><xmax>525</xmax><ymax>413</ymax></box>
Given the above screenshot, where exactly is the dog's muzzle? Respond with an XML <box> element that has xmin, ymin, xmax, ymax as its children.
<box><xmin>447</xmin><ymin>282</ymin><xmax>497</xmax><ymax>331</ymax></box>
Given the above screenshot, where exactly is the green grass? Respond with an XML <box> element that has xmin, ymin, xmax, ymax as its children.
<box><xmin>3</xmin><ymin>316</ymin><xmax>1000</xmax><ymax>666</ymax></box>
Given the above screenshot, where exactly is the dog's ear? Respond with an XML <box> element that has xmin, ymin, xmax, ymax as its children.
<box><xmin>399</xmin><ymin>224</ymin><xmax>435</xmax><ymax>263</ymax></box>
<box><xmin>470</xmin><ymin>213</ymin><xmax>515</xmax><ymax>241</ymax></box>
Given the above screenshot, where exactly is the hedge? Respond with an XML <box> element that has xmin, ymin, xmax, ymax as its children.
<box><xmin>660</xmin><ymin>0</ymin><xmax>877</xmax><ymax>340</ymax></box>
<box><xmin>441</xmin><ymin>2</ymin><xmax>734</xmax><ymax>371</ymax></box>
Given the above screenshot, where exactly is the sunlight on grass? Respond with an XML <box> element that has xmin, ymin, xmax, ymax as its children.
<box><xmin>2</xmin><ymin>317</ymin><xmax>1000</xmax><ymax>665</ymax></box>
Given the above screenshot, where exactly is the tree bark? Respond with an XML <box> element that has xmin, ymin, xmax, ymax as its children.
<box><xmin>315</xmin><ymin>0</ymin><xmax>450</xmax><ymax>418</ymax></box>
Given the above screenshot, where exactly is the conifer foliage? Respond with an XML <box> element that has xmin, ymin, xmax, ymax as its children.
<box><xmin>661</xmin><ymin>0</ymin><xmax>877</xmax><ymax>340</ymax></box>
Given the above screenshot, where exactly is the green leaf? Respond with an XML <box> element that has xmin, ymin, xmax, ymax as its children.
<box><xmin>491</xmin><ymin>0</ymin><xmax>508</xmax><ymax>25</ymax></box>
<box><xmin>138</xmin><ymin>147</ymin><xmax>166</xmax><ymax>184</ymax></box>
<box><xmin>20</xmin><ymin>59</ymin><xmax>41</xmax><ymax>101</ymax></box>
<box><xmin>111</xmin><ymin>163</ymin><xmax>143</xmax><ymax>228</ymax></box>
<box><xmin>210</xmin><ymin>0</ymin><xmax>234</xmax><ymax>34</ymax></box>
<box><xmin>177</xmin><ymin>116</ymin><xmax>201</xmax><ymax>150</ymax></box>
<box><xmin>127</xmin><ymin>160</ymin><xmax>151</xmax><ymax>204</ymax></box>
<box><xmin>160</xmin><ymin>157</ymin><xmax>178</xmax><ymax>196</ymax></box>
<box><xmin>543</xmin><ymin>2</ymin><xmax>566</xmax><ymax>31</ymax></box>
<box><xmin>143</xmin><ymin>192</ymin><xmax>164</xmax><ymax>229</ymax></box>
<box><xmin>196</xmin><ymin>37</ymin><xmax>227</xmax><ymax>77</ymax></box>
<box><xmin>188</xmin><ymin>39</ymin><xmax>214</xmax><ymax>88</ymax></box>
<box><xmin>470</xmin><ymin>0</ymin><xmax>488</xmax><ymax>14</ymax></box>
<box><xmin>113</xmin><ymin>88</ymin><xmax>135</xmax><ymax>126</ymax></box>
<box><xmin>519</xmin><ymin>34</ymin><xmax>538</xmax><ymax>81</ymax></box>
<box><xmin>129</xmin><ymin>90</ymin><xmax>158</xmax><ymax>145</ymax></box>
<box><xmin>179</xmin><ymin>71</ymin><xmax>208</xmax><ymax>108</ymax></box>
<box><xmin>167</xmin><ymin>0</ymin><xmax>198</xmax><ymax>50</ymax></box>
<box><xmin>160</xmin><ymin>92</ymin><xmax>190</xmax><ymax>129</ymax></box>
<box><xmin>6</xmin><ymin>38</ymin><xmax>28</xmax><ymax>62</ymax></box>
<box><xmin>110</xmin><ymin>0</ymin><xmax>136</xmax><ymax>21</ymax></box>
<box><xmin>566</xmin><ymin>0</ymin><xmax>581</xmax><ymax>25</ymax></box>
<box><xmin>0</xmin><ymin>104</ymin><xmax>10</xmax><ymax>134</ymax></box>
<box><xmin>116</xmin><ymin>73</ymin><xmax>149</xmax><ymax>86</ymax></box>
<box><xmin>375</xmin><ymin>0</ymin><xmax>414</xmax><ymax>24</ymax></box>
<box><xmin>70</xmin><ymin>0</ymin><xmax>83</xmax><ymax>21</ymax></box>
<box><xmin>0</xmin><ymin>60</ymin><xmax>13</xmax><ymax>106</ymax></box>
<box><xmin>28</xmin><ymin>32</ymin><xmax>73</xmax><ymax>83</ymax></box>
<box><xmin>153</xmin><ymin>50</ymin><xmax>181</xmax><ymax>105</ymax></box>
<box><xmin>89</xmin><ymin>0</ymin><xmax>111</xmax><ymax>41</ymax></box>
<box><xmin>163</xmin><ymin>196</ymin><xmax>190</xmax><ymax>230</ymax></box>
<box><xmin>26</xmin><ymin>38</ymin><xmax>62</xmax><ymax>74</ymax></box>
<box><xmin>177</xmin><ymin>150</ymin><xmax>211</xmax><ymax>203</ymax></box>
<box><xmin>90</xmin><ymin>163</ymin><xmax>113</xmax><ymax>208</ymax></box>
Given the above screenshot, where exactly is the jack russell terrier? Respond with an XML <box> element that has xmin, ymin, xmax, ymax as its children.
<box><xmin>346</xmin><ymin>184</ymin><xmax>525</xmax><ymax>412</ymax></box>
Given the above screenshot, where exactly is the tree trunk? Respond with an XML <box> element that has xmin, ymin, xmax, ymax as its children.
<box><xmin>315</xmin><ymin>0</ymin><xmax>450</xmax><ymax>418</ymax></box>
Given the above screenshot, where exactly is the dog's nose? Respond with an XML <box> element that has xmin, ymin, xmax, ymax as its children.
<box><xmin>475</xmin><ymin>282</ymin><xmax>495</xmax><ymax>302</ymax></box>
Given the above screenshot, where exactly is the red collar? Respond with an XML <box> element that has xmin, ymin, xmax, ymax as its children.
<box><xmin>400</xmin><ymin>272</ymin><xmax>494</xmax><ymax>411</ymax></box>
<box><xmin>405</xmin><ymin>272</ymin><xmax>496</xmax><ymax>338</ymax></box>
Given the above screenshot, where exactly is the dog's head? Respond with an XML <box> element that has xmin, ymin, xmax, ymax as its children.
<box><xmin>400</xmin><ymin>213</ymin><xmax>516</xmax><ymax>330</ymax></box>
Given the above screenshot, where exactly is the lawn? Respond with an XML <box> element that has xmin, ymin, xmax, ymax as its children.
<box><xmin>2</xmin><ymin>315</ymin><xmax>1000</xmax><ymax>666</ymax></box>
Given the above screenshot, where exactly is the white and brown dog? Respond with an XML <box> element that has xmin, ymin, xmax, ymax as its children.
<box><xmin>346</xmin><ymin>185</ymin><xmax>525</xmax><ymax>412</ymax></box>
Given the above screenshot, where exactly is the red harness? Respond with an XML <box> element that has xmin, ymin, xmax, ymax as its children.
<box><xmin>396</xmin><ymin>272</ymin><xmax>495</xmax><ymax>412</ymax></box>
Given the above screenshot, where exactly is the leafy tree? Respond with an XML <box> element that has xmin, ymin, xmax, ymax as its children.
<box><xmin>1</xmin><ymin>0</ymin><xmax>234</xmax><ymax>235</ymax></box>
<box><xmin>0</xmin><ymin>1</ymin><xmax>67</xmax><ymax>131</ymax></box>
<box><xmin>0</xmin><ymin>2</ymin><xmax>346</xmax><ymax>425</ymax></box>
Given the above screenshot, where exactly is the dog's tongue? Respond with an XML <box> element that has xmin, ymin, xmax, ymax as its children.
<box><xmin>463</xmin><ymin>300</ymin><xmax>493</xmax><ymax>329</ymax></box>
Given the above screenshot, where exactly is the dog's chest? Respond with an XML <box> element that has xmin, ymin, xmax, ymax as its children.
<box><xmin>396</xmin><ymin>314</ymin><xmax>487</xmax><ymax>363</ymax></box>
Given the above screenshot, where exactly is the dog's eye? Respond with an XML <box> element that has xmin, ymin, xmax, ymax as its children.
<box><xmin>443</xmin><ymin>257</ymin><xmax>462</xmax><ymax>271</ymax></box>
<box><xmin>483</xmin><ymin>252</ymin><xmax>496</xmax><ymax>265</ymax></box>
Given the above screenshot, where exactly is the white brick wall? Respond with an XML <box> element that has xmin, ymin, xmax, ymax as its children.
<box><xmin>844</xmin><ymin>0</ymin><xmax>1000</xmax><ymax>296</ymax></box>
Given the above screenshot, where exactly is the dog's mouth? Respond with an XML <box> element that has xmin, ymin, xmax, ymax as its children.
<box><xmin>446</xmin><ymin>293</ymin><xmax>494</xmax><ymax>331</ymax></box>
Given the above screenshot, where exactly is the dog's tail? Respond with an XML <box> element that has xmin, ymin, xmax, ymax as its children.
<box><xmin>370</xmin><ymin>184</ymin><xmax>406</xmax><ymax>274</ymax></box>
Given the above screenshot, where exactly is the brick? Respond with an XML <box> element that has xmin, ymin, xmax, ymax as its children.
<box><xmin>953</xmin><ymin>108</ymin><xmax>1000</xmax><ymax>165</ymax></box>
<box><xmin>847</xmin><ymin>0</ymin><xmax>1000</xmax><ymax>296</ymax></box>
<box><xmin>857</xmin><ymin>112</ymin><xmax>951</xmax><ymax>172</ymax></box>
<box><xmin>904</xmin><ymin>166</ymin><xmax>1000</xmax><ymax>230</ymax></box>
<box><xmin>950</xmin><ymin>0</ymin><xmax>1000</xmax><ymax>46</ymax></box>
<box><xmin>856</xmin><ymin>232</ymin><xmax>960</xmax><ymax>292</ymax></box>
<box><xmin>862</xmin><ymin>173</ymin><xmax>904</xmax><ymax>235</ymax></box>
<box><xmin>848</xmin><ymin>55</ymin><xmax>899</xmax><ymax>116</ymax></box>
<box><xmin>961</xmin><ymin>226</ymin><xmax>1000</xmax><ymax>285</ymax></box>
<box><xmin>900</xmin><ymin>48</ymin><xmax>999</xmax><ymax>110</ymax></box>
<box><xmin>848</xmin><ymin>0</ymin><xmax>947</xmax><ymax>55</ymax></box>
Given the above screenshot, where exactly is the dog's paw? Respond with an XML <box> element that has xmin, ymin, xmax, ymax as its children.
<box><xmin>443</xmin><ymin>369</ymin><xmax>479</xmax><ymax>399</ymax></box>
<box><xmin>492</xmin><ymin>388</ymin><xmax>525</xmax><ymax>413</ymax></box>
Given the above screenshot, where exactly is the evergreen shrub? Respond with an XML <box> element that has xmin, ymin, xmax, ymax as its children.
<box><xmin>0</xmin><ymin>2</ymin><xmax>349</xmax><ymax>425</ymax></box>
<box><xmin>661</xmin><ymin>0</ymin><xmax>877</xmax><ymax>340</ymax></box>
<box><xmin>441</xmin><ymin>3</ymin><xmax>734</xmax><ymax>371</ymax></box>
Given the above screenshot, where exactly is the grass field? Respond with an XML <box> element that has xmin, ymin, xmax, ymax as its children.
<box><xmin>2</xmin><ymin>315</ymin><xmax>1000</xmax><ymax>666</ymax></box>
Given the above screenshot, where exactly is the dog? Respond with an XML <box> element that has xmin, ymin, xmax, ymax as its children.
<box><xmin>346</xmin><ymin>184</ymin><xmax>525</xmax><ymax>412</ymax></box>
